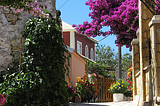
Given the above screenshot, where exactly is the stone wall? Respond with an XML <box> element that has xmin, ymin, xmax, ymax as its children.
<box><xmin>0</xmin><ymin>0</ymin><xmax>56</xmax><ymax>72</ymax></box>
<box><xmin>0</xmin><ymin>7</ymin><xmax>32</xmax><ymax>72</ymax></box>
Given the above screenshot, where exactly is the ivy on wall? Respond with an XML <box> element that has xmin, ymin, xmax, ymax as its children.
<box><xmin>0</xmin><ymin>16</ymin><xmax>71</xmax><ymax>106</ymax></box>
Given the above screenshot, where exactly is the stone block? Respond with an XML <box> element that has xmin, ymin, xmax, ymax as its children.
<box><xmin>17</xmin><ymin>14</ymin><xmax>22</xmax><ymax>20</ymax></box>
<box><xmin>13</xmin><ymin>50</ymin><xmax>20</xmax><ymax>59</ymax></box>
<box><xmin>6</xmin><ymin>14</ymin><xmax>17</xmax><ymax>22</ymax></box>
<box><xmin>0</xmin><ymin>31</ymin><xmax>7</xmax><ymax>39</ymax></box>
<box><xmin>8</xmin><ymin>25</ymin><xmax>17</xmax><ymax>31</ymax></box>
<box><xmin>157</xmin><ymin>53</ymin><xmax>160</xmax><ymax>67</ymax></box>
<box><xmin>142</xmin><ymin>31</ymin><xmax>150</xmax><ymax>39</ymax></box>
<box><xmin>11</xmin><ymin>40</ymin><xmax>19</xmax><ymax>47</ymax></box>
<box><xmin>3</xmin><ymin>7</ymin><xmax>10</xmax><ymax>14</ymax></box>
<box><xmin>7</xmin><ymin>32</ymin><xmax>16</xmax><ymax>40</ymax></box>
<box><xmin>0</xmin><ymin>7</ymin><xmax>3</xmax><ymax>14</ymax></box>
<box><xmin>0</xmin><ymin>13</ymin><xmax>8</xmax><ymax>24</ymax></box>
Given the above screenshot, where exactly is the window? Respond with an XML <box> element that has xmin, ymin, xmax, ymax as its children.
<box><xmin>77</xmin><ymin>41</ymin><xmax>82</xmax><ymax>54</ymax></box>
<box><xmin>90</xmin><ymin>48</ymin><xmax>93</xmax><ymax>60</ymax></box>
<box><xmin>85</xmin><ymin>45</ymin><xmax>89</xmax><ymax>57</ymax></box>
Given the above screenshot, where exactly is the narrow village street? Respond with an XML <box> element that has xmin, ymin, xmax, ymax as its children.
<box><xmin>69</xmin><ymin>101</ymin><xmax>136</xmax><ymax>106</ymax></box>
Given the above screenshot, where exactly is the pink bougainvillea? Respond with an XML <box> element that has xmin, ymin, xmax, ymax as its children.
<box><xmin>3</xmin><ymin>0</ymin><xmax>49</xmax><ymax>18</ymax></box>
<box><xmin>73</xmin><ymin>0</ymin><xmax>160</xmax><ymax>51</ymax></box>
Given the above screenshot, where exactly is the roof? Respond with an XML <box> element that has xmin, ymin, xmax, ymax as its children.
<box><xmin>66</xmin><ymin>45</ymin><xmax>96</xmax><ymax>63</ymax></box>
<box><xmin>62</xmin><ymin>21</ymin><xmax>98</xmax><ymax>43</ymax></box>
<box><xmin>62</xmin><ymin>21</ymin><xmax>76</xmax><ymax>31</ymax></box>
<box><xmin>66</xmin><ymin>45</ymin><xmax>87</xmax><ymax>63</ymax></box>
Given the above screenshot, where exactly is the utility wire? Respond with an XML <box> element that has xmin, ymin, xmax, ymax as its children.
<box><xmin>76</xmin><ymin>35</ymin><xmax>109</xmax><ymax>52</ymax></box>
<box><xmin>76</xmin><ymin>35</ymin><xmax>109</xmax><ymax>58</ymax></box>
<box><xmin>58</xmin><ymin>0</ymin><xmax>69</xmax><ymax>9</ymax></box>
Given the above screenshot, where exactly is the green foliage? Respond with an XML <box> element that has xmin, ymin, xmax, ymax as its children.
<box><xmin>121</xmin><ymin>53</ymin><xmax>132</xmax><ymax>71</ymax></box>
<box><xmin>86</xmin><ymin>60</ymin><xmax>110</xmax><ymax>78</ymax></box>
<box><xmin>67</xmin><ymin>84</ymin><xmax>76</xmax><ymax>98</ymax></box>
<box><xmin>96</xmin><ymin>44</ymin><xmax>132</xmax><ymax>72</ymax></box>
<box><xmin>0</xmin><ymin>0</ymin><xmax>32</xmax><ymax>11</ymax></box>
<box><xmin>0</xmin><ymin>17</ymin><xmax>71</xmax><ymax>106</ymax></box>
<box><xmin>96</xmin><ymin>45</ymin><xmax>117</xmax><ymax>67</ymax></box>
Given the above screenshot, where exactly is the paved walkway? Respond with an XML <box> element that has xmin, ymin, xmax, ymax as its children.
<box><xmin>69</xmin><ymin>101</ymin><xmax>137</xmax><ymax>106</ymax></box>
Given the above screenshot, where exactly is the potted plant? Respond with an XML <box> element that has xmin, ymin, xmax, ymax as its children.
<box><xmin>124</xmin><ymin>90</ymin><xmax>132</xmax><ymax>101</ymax></box>
<box><xmin>67</xmin><ymin>84</ymin><xmax>76</xmax><ymax>101</ymax></box>
<box><xmin>108</xmin><ymin>78</ymin><xmax>128</xmax><ymax>102</ymax></box>
<box><xmin>74</xmin><ymin>74</ymin><xmax>97</xmax><ymax>103</ymax></box>
<box><xmin>74</xmin><ymin>77</ymin><xmax>83</xmax><ymax>103</ymax></box>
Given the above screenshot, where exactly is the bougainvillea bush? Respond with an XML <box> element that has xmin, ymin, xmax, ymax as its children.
<box><xmin>0</xmin><ymin>0</ymin><xmax>49</xmax><ymax>18</ymax></box>
<box><xmin>73</xmin><ymin>0</ymin><xmax>160</xmax><ymax>51</ymax></box>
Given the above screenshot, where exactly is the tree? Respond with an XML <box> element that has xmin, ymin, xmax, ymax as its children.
<box><xmin>96</xmin><ymin>44</ymin><xmax>117</xmax><ymax>67</ymax></box>
<box><xmin>121</xmin><ymin>53</ymin><xmax>132</xmax><ymax>71</ymax></box>
<box><xmin>73</xmin><ymin>0</ymin><xmax>160</xmax><ymax>51</ymax></box>
<box><xmin>95</xmin><ymin>44</ymin><xmax>132</xmax><ymax>71</ymax></box>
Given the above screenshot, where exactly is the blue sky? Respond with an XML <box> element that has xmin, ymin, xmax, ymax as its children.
<box><xmin>56</xmin><ymin>0</ymin><xmax>131</xmax><ymax>55</ymax></box>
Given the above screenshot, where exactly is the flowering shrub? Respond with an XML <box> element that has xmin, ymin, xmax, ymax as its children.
<box><xmin>108</xmin><ymin>78</ymin><xmax>128</xmax><ymax>94</ymax></box>
<box><xmin>124</xmin><ymin>65</ymin><xmax>133</xmax><ymax>97</ymax></box>
<box><xmin>0</xmin><ymin>0</ymin><xmax>49</xmax><ymax>18</ymax></box>
<box><xmin>75</xmin><ymin>74</ymin><xmax>97</xmax><ymax>102</ymax></box>
<box><xmin>73</xmin><ymin>0</ymin><xmax>160</xmax><ymax>51</ymax></box>
<box><xmin>67</xmin><ymin>84</ymin><xmax>76</xmax><ymax>98</ymax></box>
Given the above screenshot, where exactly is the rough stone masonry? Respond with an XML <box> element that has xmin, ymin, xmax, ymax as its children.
<box><xmin>0</xmin><ymin>0</ymin><xmax>56</xmax><ymax>72</ymax></box>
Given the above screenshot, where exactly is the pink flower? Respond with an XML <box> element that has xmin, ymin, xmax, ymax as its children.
<box><xmin>94</xmin><ymin>73</ymin><xmax>96</xmax><ymax>77</ymax></box>
<box><xmin>39</xmin><ymin>13</ymin><xmax>42</xmax><ymax>17</ymax></box>
<box><xmin>72</xmin><ymin>24</ymin><xmax>77</xmax><ymax>27</ymax></box>
<box><xmin>89</xmin><ymin>90</ymin><xmax>92</xmax><ymax>94</ymax></box>
<box><xmin>0</xmin><ymin>94</ymin><xmax>6</xmax><ymax>106</ymax></box>
<box><xmin>25</xmin><ymin>10</ymin><xmax>29</xmax><ymax>13</ymax></box>
<box><xmin>30</xmin><ymin>10</ymin><xmax>34</xmax><ymax>15</ymax></box>
<box><xmin>128</xmin><ymin>88</ymin><xmax>131</xmax><ymax>90</ymax></box>
<box><xmin>45</xmin><ymin>14</ymin><xmax>49</xmax><ymax>18</ymax></box>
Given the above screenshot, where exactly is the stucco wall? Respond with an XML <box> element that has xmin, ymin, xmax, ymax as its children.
<box><xmin>71</xmin><ymin>52</ymin><xmax>86</xmax><ymax>84</ymax></box>
<box><xmin>65</xmin><ymin>50</ymin><xmax>86</xmax><ymax>85</ymax></box>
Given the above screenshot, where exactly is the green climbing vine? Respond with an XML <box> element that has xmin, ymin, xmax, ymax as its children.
<box><xmin>0</xmin><ymin>16</ymin><xmax>71</xmax><ymax>106</ymax></box>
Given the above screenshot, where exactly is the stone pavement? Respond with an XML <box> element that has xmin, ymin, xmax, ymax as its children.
<box><xmin>69</xmin><ymin>101</ymin><xmax>137</xmax><ymax>106</ymax></box>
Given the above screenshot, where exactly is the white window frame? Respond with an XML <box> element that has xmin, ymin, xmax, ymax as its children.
<box><xmin>77</xmin><ymin>41</ymin><xmax>82</xmax><ymax>54</ymax></box>
<box><xmin>85</xmin><ymin>45</ymin><xmax>89</xmax><ymax>58</ymax></box>
<box><xmin>90</xmin><ymin>48</ymin><xmax>93</xmax><ymax>60</ymax></box>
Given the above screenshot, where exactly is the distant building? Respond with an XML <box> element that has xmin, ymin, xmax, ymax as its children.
<box><xmin>62</xmin><ymin>21</ymin><xmax>98</xmax><ymax>61</ymax></box>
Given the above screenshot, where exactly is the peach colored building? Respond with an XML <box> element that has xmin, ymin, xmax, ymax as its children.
<box><xmin>65</xmin><ymin>46</ymin><xmax>86</xmax><ymax>84</ymax></box>
<box><xmin>63</xmin><ymin>21</ymin><xmax>98</xmax><ymax>84</ymax></box>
